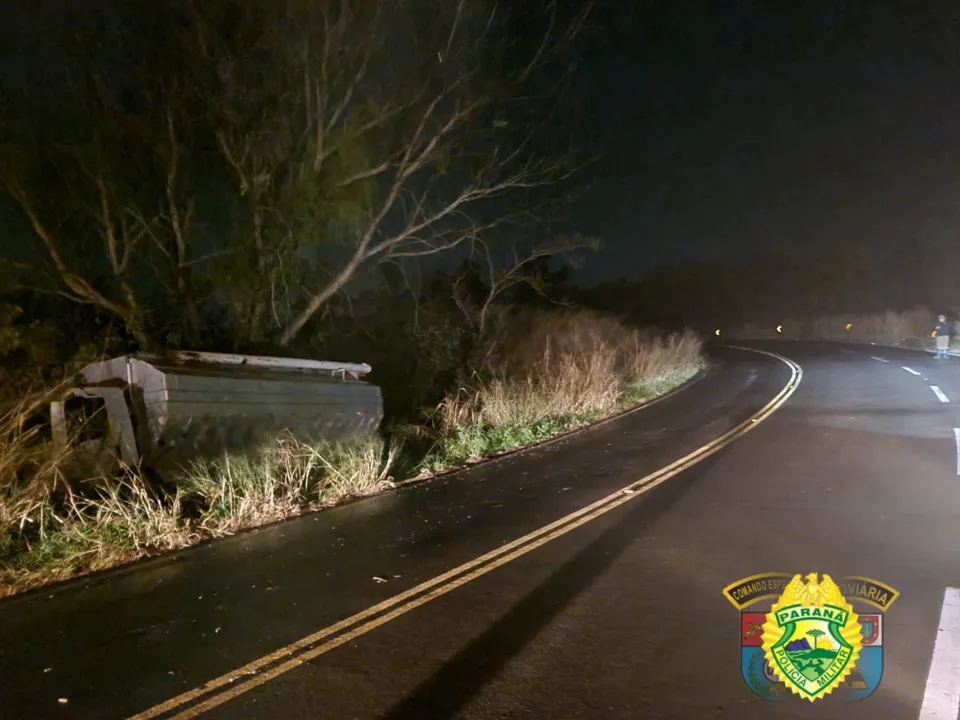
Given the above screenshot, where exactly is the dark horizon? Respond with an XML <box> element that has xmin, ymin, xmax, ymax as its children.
<box><xmin>564</xmin><ymin>1</ymin><xmax>960</xmax><ymax>289</ymax></box>
<box><xmin>3</xmin><ymin>0</ymin><xmax>960</xmax><ymax>331</ymax></box>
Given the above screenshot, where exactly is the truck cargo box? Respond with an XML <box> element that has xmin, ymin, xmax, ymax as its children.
<box><xmin>78</xmin><ymin>350</ymin><xmax>383</xmax><ymax>476</ymax></box>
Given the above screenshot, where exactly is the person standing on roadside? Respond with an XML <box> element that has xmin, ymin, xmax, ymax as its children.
<box><xmin>934</xmin><ymin>314</ymin><xmax>953</xmax><ymax>358</ymax></box>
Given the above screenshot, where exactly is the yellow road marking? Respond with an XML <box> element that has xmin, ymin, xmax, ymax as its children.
<box><xmin>131</xmin><ymin>345</ymin><xmax>801</xmax><ymax>719</ymax></box>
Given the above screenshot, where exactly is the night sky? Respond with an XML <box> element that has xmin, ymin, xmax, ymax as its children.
<box><xmin>4</xmin><ymin>1</ymin><xmax>960</xmax><ymax>291</ymax></box>
<box><xmin>569</xmin><ymin>1</ymin><xmax>960</xmax><ymax>282</ymax></box>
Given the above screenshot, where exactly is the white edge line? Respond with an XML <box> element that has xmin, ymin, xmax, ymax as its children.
<box><xmin>832</xmin><ymin>340</ymin><xmax>956</xmax><ymax>358</ymax></box>
<box><xmin>870</xmin><ymin>356</ymin><xmax>890</xmax><ymax>363</ymax></box>
<box><xmin>919</xmin><ymin>587</ymin><xmax>960</xmax><ymax>720</ymax></box>
<box><xmin>903</xmin><ymin>366</ymin><xmax>922</xmax><ymax>376</ymax></box>
<box><xmin>931</xmin><ymin>385</ymin><xmax>950</xmax><ymax>403</ymax></box>
<box><xmin>954</xmin><ymin>429</ymin><xmax>960</xmax><ymax>476</ymax></box>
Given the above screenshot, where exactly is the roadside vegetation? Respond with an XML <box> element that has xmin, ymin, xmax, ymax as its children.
<box><xmin>421</xmin><ymin>313</ymin><xmax>702</xmax><ymax>471</ymax></box>
<box><xmin>0</xmin><ymin>304</ymin><xmax>703</xmax><ymax>598</ymax></box>
<box><xmin>727</xmin><ymin>308</ymin><xmax>954</xmax><ymax>350</ymax></box>
<box><xmin>0</xmin><ymin>0</ymin><xmax>712</xmax><ymax>597</ymax></box>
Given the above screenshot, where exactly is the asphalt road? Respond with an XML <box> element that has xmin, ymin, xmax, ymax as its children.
<box><xmin>2</xmin><ymin>341</ymin><xmax>960</xmax><ymax>719</ymax></box>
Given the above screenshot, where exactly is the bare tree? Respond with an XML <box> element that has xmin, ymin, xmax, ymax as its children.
<box><xmin>0</xmin><ymin>13</ymin><xmax>206</xmax><ymax>350</ymax></box>
<box><xmin>450</xmin><ymin>232</ymin><xmax>601</xmax><ymax>375</ymax></box>
<box><xmin>185</xmin><ymin>0</ymin><xmax>594</xmax><ymax>346</ymax></box>
<box><xmin>0</xmin><ymin>144</ymin><xmax>150</xmax><ymax>346</ymax></box>
<box><xmin>1</xmin><ymin>0</ymin><xmax>594</xmax><ymax>353</ymax></box>
<box><xmin>454</xmin><ymin>233</ymin><xmax>601</xmax><ymax>336</ymax></box>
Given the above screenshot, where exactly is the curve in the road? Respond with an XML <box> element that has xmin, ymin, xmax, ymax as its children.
<box><xmin>129</xmin><ymin>345</ymin><xmax>803</xmax><ymax>720</ymax></box>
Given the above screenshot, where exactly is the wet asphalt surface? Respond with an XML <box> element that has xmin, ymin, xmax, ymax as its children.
<box><xmin>2</xmin><ymin>341</ymin><xmax>960</xmax><ymax>719</ymax></box>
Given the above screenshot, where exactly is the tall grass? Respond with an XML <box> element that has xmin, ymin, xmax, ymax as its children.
<box><xmin>0</xmin><ymin>423</ymin><xmax>397</xmax><ymax>597</ymax></box>
<box><xmin>0</xmin><ymin>386</ymin><xmax>195</xmax><ymax>595</ymax></box>
<box><xmin>0</xmin><ymin>389</ymin><xmax>72</xmax><ymax>543</ymax></box>
<box><xmin>181</xmin><ymin>434</ymin><xmax>399</xmax><ymax>535</ymax></box>
<box><xmin>0</xmin><ymin>308</ymin><xmax>704</xmax><ymax>597</ymax></box>
<box><xmin>423</xmin><ymin>309</ymin><xmax>704</xmax><ymax>469</ymax></box>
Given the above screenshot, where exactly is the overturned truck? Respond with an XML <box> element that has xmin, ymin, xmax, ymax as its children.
<box><xmin>40</xmin><ymin>350</ymin><xmax>383</xmax><ymax>480</ymax></box>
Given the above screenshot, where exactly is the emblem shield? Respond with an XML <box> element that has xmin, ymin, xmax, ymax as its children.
<box><xmin>742</xmin><ymin>611</ymin><xmax>883</xmax><ymax>700</ymax></box>
<box><xmin>760</xmin><ymin>574</ymin><xmax>863</xmax><ymax>701</ymax></box>
<box><xmin>740</xmin><ymin>612</ymin><xmax>788</xmax><ymax>701</ymax></box>
<box><xmin>724</xmin><ymin>572</ymin><xmax>897</xmax><ymax>704</ymax></box>
<box><xmin>839</xmin><ymin>613</ymin><xmax>883</xmax><ymax>700</ymax></box>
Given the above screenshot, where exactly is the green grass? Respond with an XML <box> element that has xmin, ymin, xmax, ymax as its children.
<box><xmin>419</xmin><ymin>326</ymin><xmax>704</xmax><ymax>475</ymax></box>
<box><xmin>421</xmin><ymin>412</ymin><xmax>599</xmax><ymax>472</ymax></box>
<box><xmin>0</xmin><ymin>317</ymin><xmax>705</xmax><ymax>598</ymax></box>
<box><xmin>0</xmin><ymin>436</ymin><xmax>397</xmax><ymax>597</ymax></box>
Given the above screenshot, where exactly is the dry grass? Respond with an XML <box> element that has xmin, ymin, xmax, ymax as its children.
<box><xmin>0</xmin><ymin>387</ymin><xmax>76</xmax><ymax>542</ymax></box>
<box><xmin>0</xmin><ymin>390</ymin><xmax>194</xmax><ymax>598</ymax></box>
<box><xmin>0</xmin><ymin>385</ymin><xmax>195</xmax><ymax>596</ymax></box>
<box><xmin>0</xmin><ymin>472</ymin><xmax>193</xmax><ymax>596</ymax></box>
<box><xmin>0</xmin><ymin>308</ymin><xmax>704</xmax><ymax>598</ymax></box>
<box><xmin>181</xmin><ymin>433</ymin><xmax>398</xmax><ymax>535</ymax></box>
<box><xmin>0</xmin><ymin>415</ymin><xmax>397</xmax><ymax>597</ymax></box>
<box><xmin>425</xmin><ymin>309</ymin><xmax>704</xmax><ymax>468</ymax></box>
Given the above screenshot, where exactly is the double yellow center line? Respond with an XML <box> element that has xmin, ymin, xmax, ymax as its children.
<box><xmin>131</xmin><ymin>345</ymin><xmax>802</xmax><ymax>719</ymax></box>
